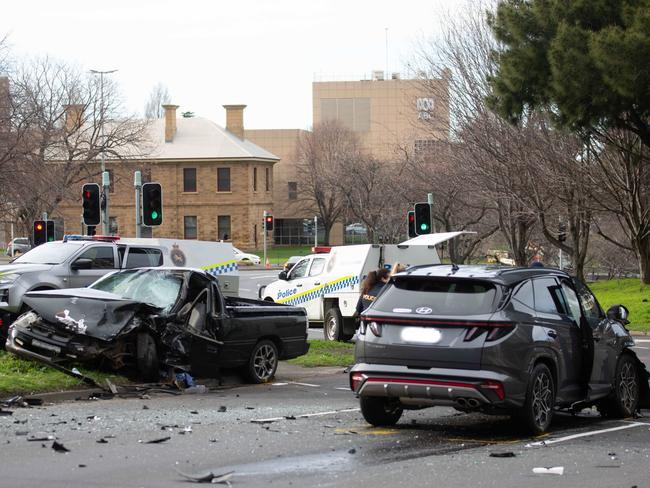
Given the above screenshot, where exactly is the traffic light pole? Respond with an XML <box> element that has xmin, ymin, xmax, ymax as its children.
<box><xmin>134</xmin><ymin>171</ymin><xmax>142</xmax><ymax>238</ymax></box>
<box><xmin>262</xmin><ymin>210</ymin><xmax>267</xmax><ymax>268</ymax></box>
<box><xmin>102</xmin><ymin>171</ymin><xmax>110</xmax><ymax>235</ymax></box>
<box><xmin>427</xmin><ymin>193</ymin><xmax>435</xmax><ymax>233</ymax></box>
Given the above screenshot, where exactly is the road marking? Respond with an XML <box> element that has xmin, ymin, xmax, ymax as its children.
<box><xmin>289</xmin><ymin>381</ymin><xmax>320</xmax><ymax>387</ymax></box>
<box><xmin>634</xmin><ymin>339</ymin><xmax>650</xmax><ymax>343</ymax></box>
<box><xmin>525</xmin><ymin>422</ymin><xmax>646</xmax><ymax>447</ymax></box>
<box><xmin>271</xmin><ymin>382</ymin><xmax>289</xmax><ymax>386</ymax></box>
<box><xmin>251</xmin><ymin>407</ymin><xmax>360</xmax><ymax>423</ymax></box>
<box><xmin>336</xmin><ymin>387</ymin><xmax>351</xmax><ymax>391</ymax></box>
<box><xmin>335</xmin><ymin>427</ymin><xmax>398</xmax><ymax>436</ymax></box>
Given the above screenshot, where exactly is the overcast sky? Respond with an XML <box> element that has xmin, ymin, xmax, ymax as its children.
<box><xmin>2</xmin><ymin>0</ymin><xmax>462</xmax><ymax>130</ymax></box>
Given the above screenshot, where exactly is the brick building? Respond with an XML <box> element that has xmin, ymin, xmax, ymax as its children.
<box><xmin>56</xmin><ymin>104</ymin><xmax>279</xmax><ymax>249</ymax></box>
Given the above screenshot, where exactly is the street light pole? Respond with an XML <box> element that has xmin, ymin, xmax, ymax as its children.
<box><xmin>90</xmin><ymin>69</ymin><xmax>117</xmax><ymax>235</ymax></box>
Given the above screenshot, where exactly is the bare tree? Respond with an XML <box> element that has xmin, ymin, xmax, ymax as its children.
<box><xmin>2</xmin><ymin>56</ymin><xmax>151</xmax><ymax>236</ymax></box>
<box><xmin>144</xmin><ymin>82</ymin><xmax>171</xmax><ymax>119</ymax></box>
<box><xmin>297</xmin><ymin>121</ymin><xmax>362</xmax><ymax>244</ymax></box>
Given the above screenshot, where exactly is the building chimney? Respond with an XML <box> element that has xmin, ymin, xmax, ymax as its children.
<box><xmin>63</xmin><ymin>104</ymin><xmax>84</xmax><ymax>131</ymax></box>
<box><xmin>162</xmin><ymin>104</ymin><xmax>179</xmax><ymax>142</ymax></box>
<box><xmin>223</xmin><ymin>104</ymin><xmax>246</xmax><ymax>139</ymax></box>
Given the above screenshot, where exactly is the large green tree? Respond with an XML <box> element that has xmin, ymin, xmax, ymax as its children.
<box><xmin>487</xmin><ymin>0</ymin><xmax>650</xmax><ymax>146</ymax></box>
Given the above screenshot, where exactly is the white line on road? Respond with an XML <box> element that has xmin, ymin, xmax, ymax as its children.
<box><xmin>289</xmin><ymin>381</ymin><xmax>320</xmax><ymax>387</ymax></box>
<box><xmin>336</xmin><ymin>387</ymin><xmax>351</xmax><ymax>391</ymax></box>
<box><xmin>634</xmin><ymin>339</ymin><xmax>650</xmax><ymax>343</ymax></box>
<box><xmin>525</xmin><ymin>422</ymin><xmax>646</xmax><ymax>447</ymax></box>
<box><xmin>251</xmin><ymin>407</ymin><xmax>361</xmax><ymax>423</ymax></box>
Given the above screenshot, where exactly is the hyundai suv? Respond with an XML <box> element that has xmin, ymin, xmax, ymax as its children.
<box><xmin>350</xmin><ymin>265</ymin><xmax>647</xmax><ymax>433</ymax></box>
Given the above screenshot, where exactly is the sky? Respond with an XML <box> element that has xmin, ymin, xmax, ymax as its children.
<box><xmin>1</xmin><ymin>0</ymin><xmax>463</xmax><ymax>130</ymax></box>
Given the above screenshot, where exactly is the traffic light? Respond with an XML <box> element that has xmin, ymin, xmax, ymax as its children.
<box><xmin>414</xmin><ymin>202</ymin><xmax>432</xmax><ymax>235</ymax></box>
<box><xmin>82</xmin><ymin>183</ymin><xmax>101</xmax><ymax>226</ymax></box>
<box><xmin>264</xmin><ymin>214</ymin><xmax>274</xmax><ymax>231</ymax></box>
<box><xmin>142</xmin><ymin>182</ymin><xmax>163</xmax><ymax>226</ymax></box>
<box><xmin>46</xmin><ymin>220</ymin><xmax>55</xmax><ymax>242</ymax></box>
<box><xmin>87</xmin><ymin>226</ymin><xmax>96</xmax><ymax>237</ymax></box>
<box><xmin>33</xmin><ymin>220</ymin><xmax>46</xmax><ymax>246</ymax></box>
<box><xmin>407</xmin><ymin>211</ymin><xmax>416</xmax><ymax>238</ymax></box>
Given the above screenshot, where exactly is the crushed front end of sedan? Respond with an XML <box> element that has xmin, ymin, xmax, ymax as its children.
<box><xmin>6</xmin><ymin>267</ymin><xmax>309</xmax><ymax>383</ymax></box>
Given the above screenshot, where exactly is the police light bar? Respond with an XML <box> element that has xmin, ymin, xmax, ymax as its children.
<box><xmin>311</xmin><ymin>246</ymin><xmax>332</xmax><ymax>253</ymax></box>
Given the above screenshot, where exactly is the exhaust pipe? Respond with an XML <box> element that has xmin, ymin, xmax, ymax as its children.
<box><xmin>467</xmin><ymin>398</ymin><xmax>480</xmax><ymax>408</ymax></box>
<box><xmin>455</xmin><ymin>398</ymin><xmax>468</xmax><ymax>408</ymax></box>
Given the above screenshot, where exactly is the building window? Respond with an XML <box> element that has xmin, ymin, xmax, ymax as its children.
<box><xmin>320</xmin><ymin>97</ymin><xmax>370</xmax><ymax>132</ymax></box>
<box><xmin>253</xmin><ymin>167</ymin><xmax>258</xmax><ymax>192</ymax></box>
<box><xmin>183</xmin><ymin>168</ymin><xmax>197</xmax><ymax>192</ymax></box>
<box><xmin>414</xmin><ymin>139</ymin><xmax>437</xmax><ymax>153</ymax></box>
<box><xmin>265</xmin><ymin>168</ymin><xmax>271</xmax><ymax>192</ymax></box>
<box><xmin>217</xmin><ymin>167</ymin><xmax>231</xmax><ymax>192</ymax></box>
<box><xmin>218</xmin><ymin>215</ymin><xmax>231</xmax><ymax>241</ymax></box>
<box><xmin>288</xmin><ymin>181</ymin><xmax>297</xmax><ymax>200</ymax></box>
<box><xmin>184</xmin><ymin>216</ymin><xmax>197</xmax><ymax>239</ymax></box>
<box><xmin>109</xmin><ymin>216</ymin><xmax>118</xmax><ymax>235</ymax></box>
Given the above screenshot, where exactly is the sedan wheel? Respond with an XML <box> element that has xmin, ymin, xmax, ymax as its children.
<box><xmin>519</xmin><ymin>363</ymin><xmax>555</xmax><ymax>434</ymax></box>
<box><xmin>246</xmin><ymin>340</ymin><xmax>278</xmax><ymax>384</ymax></box>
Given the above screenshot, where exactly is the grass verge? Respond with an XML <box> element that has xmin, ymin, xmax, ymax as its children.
<box><xmin>244</xmin><ymin>246</ymin><xmax>314</xmax><ymax>265</ymax></box>
<box><xmin>589</xmin><ymin>278</ymin><xmax>650</xmax><ymax>332</ymax></box>
<box><xmin>0</xmin><ymin>351</ymin><xmax>129</xmax><ymax>396</ymax></box>
<box><xmin>287</xmin><ymin>339</ymin><xmax>354</xmax><ymax>367</ymax></box>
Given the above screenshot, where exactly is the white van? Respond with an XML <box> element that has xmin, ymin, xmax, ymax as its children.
<box><xmin>261</xmin><ymin>232</ymin><xmax>466</xmax><ymax>340</ymax></box>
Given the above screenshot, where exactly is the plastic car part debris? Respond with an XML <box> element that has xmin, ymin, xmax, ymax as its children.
<box><xmin>139</xmin><ymin>436</ymin><xmax>171</xmax><ymax>444</ymax></box>
<box><xmin>105</xmin><ymin>379</ymin><xmax>118</xmax><ymax>395</ymax></box>
<box><xmin>97</xmin><ymin>438</ymin><xmax>109</xmax><ymax>444</ymax></box>
<box><xmin>184</xmin><ymin>385</ymin><xmax>208</xmax><ymax>394</ymax></box>
<box><xmin>174</xmin><ymin>372</ymin><xmax>195</xmax><ymax>389</ymax></box>
<box><xmin>52</xmin><ymin>441</ymin><xmax>70</xmax><ymax>453</ymax></box>
<box><xmin>28</xmin><ymin>435</ymin><xmax>55</xmax><ymax>442</ymax></box>
<box><xmin>176</xmin><ymin>469</ymin><xmax>235</xmax><ymax>484</ymax></box>
<box><xmin>0</xmin><ymin>409</ymin><xmax>12</xmax><ymax>416</ymax></box>
<box><xmin>532</xmin><ymin>466</ymin><xmax>564</xmax><ymax>475</ymax></box>
<box><xmin>489</xmin><ymin>452</ymin><xmax>516</xmax><ymax>458</ymax></box>
<box><xmin>218</xmin><ymin>406</ymin><xmax>227</xmax><ymax>412</ymax></box>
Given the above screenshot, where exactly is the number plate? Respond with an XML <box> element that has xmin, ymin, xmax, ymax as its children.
<box><xmin>31</xmin><ymin>339</ymin><xmax>61</xmax><ymax>354</ymax></box>
<box><xmin>401</xmin><ymin>327</ymin><xmax>442</xmax><ymax>344</ymax></box>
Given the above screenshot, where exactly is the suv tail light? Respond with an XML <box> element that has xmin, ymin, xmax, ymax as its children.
<box><xmin>480</xmin><ymin>380</ymin><xmax>505</xmax><ymax>400</ymax></box>
<box><xmin>463</xmin><ymin>322</ymin><xmax>514</xmax><ymax>342</ymax></box>
<box><xmin>350</xmin><ymin>372</ymin><xmax>366</xmax><ymax>392</ymax></box>
<box><xmin>369</xmin><ymin>321</ymin><xmax>382</xmax><ymax>337</ymax></box>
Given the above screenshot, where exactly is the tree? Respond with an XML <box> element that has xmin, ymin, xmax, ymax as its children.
<box><xmin>1</xmin><ymin>55</ymin><xmax>150</xmax><ymax>236</ymax></box>
<box><xmin>144</xmin><ymin>82</ymin><xmax>171</xmax><ymax>119</ymax></box>
<box><xmin>297</xmin><ymin>121</ymin><xmax>361</xmax><ymax>245</ymax></box>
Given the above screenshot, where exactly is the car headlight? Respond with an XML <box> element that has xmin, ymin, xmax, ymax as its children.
<box><xmin>0</xmin><ymin>273</ymin><xmax>20</xmax><ymax>285</ymax></box>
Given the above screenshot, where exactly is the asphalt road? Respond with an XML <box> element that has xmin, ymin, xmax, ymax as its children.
<box><xmin>2</xmin><ymin>363</ymin><xmax>650</xmax><ymax>488</ymax></box>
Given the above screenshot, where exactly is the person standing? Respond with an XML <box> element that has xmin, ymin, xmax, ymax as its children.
<box><xmin>356</xmin><ymin>268</ymin><xmax>390</xmax><ymax>316</ymax></box>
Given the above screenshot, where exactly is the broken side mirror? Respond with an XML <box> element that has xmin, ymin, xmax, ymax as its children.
<box><xmin>71</xmin><ymin>258</ymin><xmax>93</xmax><ymax>270</ymax></box>
<box><xmin>278</xmin><ymin>271</ymin><xmax>288</xmax><ymax>281</ymax></box>
<box><xmin>607</xmin><ymin>304</ymin><xmax>630</xmax><ymax>324</ymax></box>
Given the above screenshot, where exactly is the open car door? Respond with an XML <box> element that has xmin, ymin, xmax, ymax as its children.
<box><xmin>184</xmin><ymin>287</ymin><xmax>224</xmax><ymax>378</ymax></box>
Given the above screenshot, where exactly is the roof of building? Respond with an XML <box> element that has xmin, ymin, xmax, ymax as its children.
<box><xmin>145</xmin><ymin>117</ymin><xmax>279</xmax><ymax>161</ymax></box>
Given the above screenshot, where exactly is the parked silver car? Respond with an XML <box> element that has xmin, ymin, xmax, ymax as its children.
<box><xmin>5</xmin><ymin>238</ymin><xmax>31</xmax><ymax>257</ymax></box>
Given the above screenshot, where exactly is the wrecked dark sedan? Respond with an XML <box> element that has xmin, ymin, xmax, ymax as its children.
<box><xmin>351</xmin><ymin>265</ymin><xmax>649</xmax><ymax>434</ymax></box>
<box><xmin>6</xmin><ymin>267</ymin><xmax>309</xmax><ymax>383</ymax></box>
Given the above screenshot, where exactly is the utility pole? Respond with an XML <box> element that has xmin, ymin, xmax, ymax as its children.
<box><xmin>134</xmin><ymin>171</ymin><xmax>142</xmax><ymax>238</ymax></box>
<box><xmin>427</xmin><ymin>193</ymin><xmax>435</xmax><ymax>232</ymax></box>
<box><xmin>90</xmin><ymin>69</ymin><xmax>117</xmax><ymax>235</ymax></box>
<box><xmin>314</xmin><ymin>216</ymin><xmax>318</xmax><ymax>247</ymax></box>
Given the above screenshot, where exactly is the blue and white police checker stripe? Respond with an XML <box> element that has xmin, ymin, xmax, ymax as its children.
<box><xmin>277</xmin><ymin>275</ymin><xmax>360</xmax><ymax>306</ymax></box>
<box><xmin>201</xmin><ymin>259</ymin><xmax>239</xmax><ymax>276</ymax></box>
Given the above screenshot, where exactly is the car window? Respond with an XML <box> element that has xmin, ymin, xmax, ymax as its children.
<box><xmin>560</xmin><ymin>280</ymin><xmax>582</xmax><ymax>323</ymax></box>
<box><xmin>309</xmin><ymin>258</ymin><xmax>326</xmax><ymax>276</ymax></box>
<box><xmin>289</xmin><ymin>259</ymin><xmax>310</xmax><ymax>279</ymax></box>
<box><xmin>533</xmin><ymin>278</ymin><xmax>566</xmax><ymax>315</ymax></box>
<box><xmin>76</xmin><ymin>246</ymin><xmax>115</xmax><ymax>269</ymax></box>
<box><xmin>125</xmin><ymin>248</ymin><xmax>163</xmax><ymax>268</ymax></box>
<box><xmin>16</xmin><ymin>238</ymin><xmax>29</xmax><ymax>245</ymax></box>
<box><xmin>373</xmin><ymin>278</ymin><xmax>498</xmax><ymax>316</ymax></box>
<box><xmin>573</xmin><ymin>280</ymin><xmax>603</xmax><ymax>321</ymax></box>
<box><xmin>512</xmin><ymin>280</ymin><xmax>534</xmax><ymax>309</ymax></box>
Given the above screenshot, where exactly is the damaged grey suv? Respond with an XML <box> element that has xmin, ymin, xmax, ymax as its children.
<box><xmin>350</xmin><ymin>265</ymin><xmax>648</xmax><ymax>434</ymax></box>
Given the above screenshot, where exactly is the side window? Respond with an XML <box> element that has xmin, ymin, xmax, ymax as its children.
<box><xmin>560</xmin><ymin>280</ymin><xmax>582</xmax><ymax>323</ymax></box>
<box><xmin>533</xmin><ymin>278</ymin><xmax>566</xmax><ymax>315</ymax></box>
<box><xmin>125</xmin><ymin>248</ymin><xmax>163</xmax><ymax>268</ymax></box>
<box><xmin>77</xmin><ymin>246</ymin><xmax>115</xmax><ymax>269</ymax></box>
<box><xmin>574</xmin><ymin>280</ymin><xmax>603</xmax><ymax>321</ymax></box>
<box><xmin>512</xmin><ymin>280</ymin><xmax>534</xmax><ymax>309</ymax></box>
<box><xmin>289</xmin><ymin>259</ymin><xmax>310</xmax><ymax>279</ymax></box>
<box><xmin>309</xmin><ymin>258</ymin><xmax>326</xmax><ymax>277</ymax></box>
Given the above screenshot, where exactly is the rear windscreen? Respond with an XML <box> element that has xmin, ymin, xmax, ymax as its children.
<box><xmin>372</xmin><ymin>278</ymin><xmax>498</xmax><ymax>316</ymax></box>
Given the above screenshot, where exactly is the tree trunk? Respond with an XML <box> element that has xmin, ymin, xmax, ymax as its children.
<box><xmin>637</xmin><ymin>237</ymin><xmax>650</xmax><ymax>284</ymax></box>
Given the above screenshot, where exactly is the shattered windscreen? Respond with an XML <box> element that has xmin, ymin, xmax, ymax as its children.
<box><xmin>90</xmin><ymin>269</ymin><xmax>184</xmax><ymax>312</ymax></box>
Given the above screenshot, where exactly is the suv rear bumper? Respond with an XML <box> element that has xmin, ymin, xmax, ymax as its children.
<box><xmin>350</xmin><ymin>363</ymin><xmax>523</xmax><ymax>409</ymax></box>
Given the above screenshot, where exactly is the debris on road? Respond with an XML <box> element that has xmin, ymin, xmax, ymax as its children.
<box><xmin>0</xmin><ymin>409</ymin><xmax>13</xmax><ymax>416</ymax></box>
<box><xmin>140</xmin><ymin>436</ymin><xmax>171</xmax><ymax>444</ymax></box>
<box><xmin>27</xmin><ymin>435</ymin><xmax>55</xmax><ymax>442</ymax></box>
<box><xmin>97</xmin><ymin>438</ymin><xmax>109</xmax><ymax>444</ymax></box>
<box><xmin>218</xmin><ymin>406</ymin><xmax>227</xmax><ymax>413</ymax></box>
<box><xmin>532</xmin><ymin>466</ymin><xmax>564</xmax><ymax>475</ymax></box>
<box><xmin>52</xmin><ymin>441</ymin><xmax>70</xmax><ymax>453</ymax></box>
<box><xmin>176</xmin><ymin>469</ymin><xmax>235</xmax><ymax>485</ymax></box>
<box><xmin>489</xmin><ymin>452</ymin><xmax>516</xmax><ymax>458</ymax></box>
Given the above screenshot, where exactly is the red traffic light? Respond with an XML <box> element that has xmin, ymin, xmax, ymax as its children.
<box><xmin>264</xmin><ymin>214</ymin><xmax>274</xmax><ymax>231</ymax></box>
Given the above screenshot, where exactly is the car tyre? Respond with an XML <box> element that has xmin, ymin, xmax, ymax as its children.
<box><xmin>518</xmin><ymin>363</ymin><xmax>555</xmax><ymax>434</ymax></box>
<box><xmin>324</xmin><ymin>307</ymin><xmax>343</xmax><ymax>341</ymax></box>
<box><xmin>245</xmin><ymin>339</ymin><xmax>278</xmax><ymax>384</ymax></box>
<box><xmin>360</xmin><ymin>397</ymin><xmax>403</xmax><ymax>426</ymax></box>
<box><xmin>598</xmin><ymin>354</ymin><xmax>639</xmax><ymax>418</ymax></box>
<box><xmin>136</xmin><ymin>333</ymin><xmax>159</xmax><ymax>382</ymax></box>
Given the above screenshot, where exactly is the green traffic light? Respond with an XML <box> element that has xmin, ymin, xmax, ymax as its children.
<box><xmin>151</xmin><ymin>211</ymin><xmax>158</xmax><ymax>220</ymax></box>
<box><xmin>420</xmin><ymin>223</ymin><xmax>429</xmax><ymax>231</ymax></box>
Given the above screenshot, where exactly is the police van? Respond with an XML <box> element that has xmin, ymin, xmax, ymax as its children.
<box><xmin>260</xmin><ymin>232</ymin><xmax>467</xmax><ymax>341</ymax></box>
